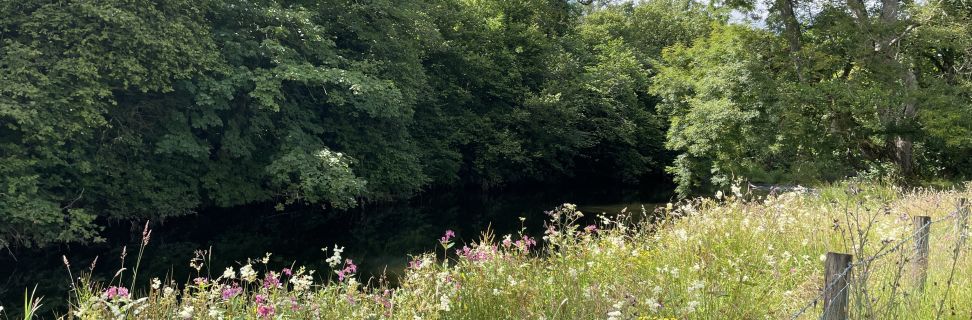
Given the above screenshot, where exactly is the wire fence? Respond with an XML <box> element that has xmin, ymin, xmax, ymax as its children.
<box><xmin>788</xmin><ymin>199</ymin><xmax>970</xmax><ymax>320</ymax></box>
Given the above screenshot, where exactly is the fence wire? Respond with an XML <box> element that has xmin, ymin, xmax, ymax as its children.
<box><xmin>788</xmin><ymin>205</ymin><xmax>968</xmax><ymax>320</ymax></box>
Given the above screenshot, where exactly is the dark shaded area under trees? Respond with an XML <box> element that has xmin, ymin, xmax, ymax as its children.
<box><xmin>2</xmin><ymin>0</ymin><xmax>971</xmax><ymax>248</ymax></box>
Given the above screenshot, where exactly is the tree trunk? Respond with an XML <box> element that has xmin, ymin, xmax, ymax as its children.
<box><xmin>777</xmin><ymin>0</ymin><xmax>805</xmax><ymax>82</ymax></box>
<box><xmin>893</xmin><ymin>136</ymin><xmax>914</xmax><ymax>176</ymax></box>
<box><xmin>892</xmin><ymin>68</ymin><xmax>918</xmax><ymax>177</ymax></box>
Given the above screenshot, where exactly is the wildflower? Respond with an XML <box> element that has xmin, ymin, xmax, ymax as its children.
<box><xmin>607</xmin><ymin>301</ymin><xmax>624</xmax><ymax>320</ymax></box>
<box><xmin>163</xmin><ymin>286</ymin><xmax>175</xmax><ymax>298</ymax></box>
<box><xmin>438</xmin><ymin>294</ymin><xmax>451</xmax><ymax>311</ymax></box>
<box><xmin>440</xmin><ymin>230</ymin><xmax>455</xmax><ymax>244</ymax></box>
<box><xmin>261</xmin><ymin>252</ymin><xmax>272</xmax><ymax>264</ymax></box>
<box><xmin>515</xmin><ymin>235</ymin><xmax>537</xmax><ymax>252</ymax></box>
<box><xmin>290</xmin><ymin>297</ymin><xmax>300</xmax><ymax>310</ymax></box>
<box><xmin>178</xmin><ymin>306</ymin><xmax>194</xmax><ymax>319</ymax></box>
<box><xmin>263</xmin><ymin>271</ymin><xmax>281</xmax><ymax>289</ymax></box>
<box><xmin>336</xmin><ymin>259</ymin><xmax>357</xmax><ymax>281</ymax></box>
<box><xmin>675</xmin><ymin>229</ymin><xmax>688</xmax><ymax>241</ymax></box>
<box><xmin>221</xmin><ymin>285</ymin><xmax>242</xmax><ymax>300</ymax></box>
<box><xmin>103</xmin><ymin>286</ymin><xmax>129</xmax><ymax>300</ymax></box>
<box><xmin>193</xmin><ymin>277</ymin><xmax>208</xmax><ymax>286</ymax></box>
<box><xmin>688</xmin><ymin>280</ymin><xmax>705</xmax><ymax>292</ymax></box>
<box><xmin>290</xmin><ymin>274</ymin><xmax>313</xmax><ymax>292</ymax></box>
<box><xmin>607</xmin><ymin>310</ymin><xmax>622</xmax><ymax>320</ymax></box>
<box><xmin>646</xmin><ymin>297</ymin><xmax>661</xmax><ymax>312</ymax></box>
<box><xmin>240</xmin><ymin>264</ymin><xmax>257</xmax><ymax>282</ymax></box>
<box><xmin>684</xmin><ymin>300</ymin><xmax>700</xmax><ymax>313</ymax></box>
<box><xmin>222</xmin><ymin>267</ymin><xmax>236</xmax><ymax>279</ymax></box>
<box><xmin>282</xmin><ymin>268</ymin><xmax>292</xmax><ymax>276</ymax></box>
<box><xmin>326</xmin><ymin>245</ymin><xmax>345</xmax><ymax>267</ymax></box>
<box><xmin>207</xmin><ymin>309</ymin><xmax>222</xmax><ymax>319</ymax></box>
<box><xmin>151</xmin><ymin>278</ymin><xmax>161</xmax><ymax>290</ymax></box>
<box><xmin>257</xmin><ymin>304</ymin><xmax>275</xmax><ymax>319</ymax></box>
<box><xmin>584</xmin><ymin>224</ymin><xmax>597</xmax><ymax>233</ymax></box>
<box><xmin>255</xmin><ymin>294</ymin><xmax>268</xmax><ymax>304</ymax></box>
<box><xmin>408</xmin><ymin>257</ymin><xmax>424</xmax><ymax>270</ymax></box>
<box><xmin>501</xmin><ymin>235</ymin><xmax>513</xmax><ymax>248</ymax></box>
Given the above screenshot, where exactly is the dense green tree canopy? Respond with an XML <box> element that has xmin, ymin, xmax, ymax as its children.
<box><xmin>1</xmin><ymin>0</ymin><xmax>970</xmax><ymax>246</ymax></box>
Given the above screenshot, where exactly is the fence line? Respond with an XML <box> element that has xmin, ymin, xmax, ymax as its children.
<box><xmin>788</xmin><ymin>198</ymin><xmax>969</xmax><ymax>320</ymax></box>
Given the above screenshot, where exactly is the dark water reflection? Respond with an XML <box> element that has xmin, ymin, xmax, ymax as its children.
<box><xmin>0</xmin><ymin>181</ymin><xmax>673</xmax><ymax>315</ymax></box>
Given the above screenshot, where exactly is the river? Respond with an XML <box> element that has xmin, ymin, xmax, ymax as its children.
<box><xmin>0</xmin><ymin>180</ymin><xmax>673</xmax><ymax>315</ymax></box>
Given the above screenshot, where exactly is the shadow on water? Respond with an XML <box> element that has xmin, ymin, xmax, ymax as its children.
<box><xmin>0</xmin><ymin>180</ymin><xmax>674</xmax><ymax>316</ymax></box>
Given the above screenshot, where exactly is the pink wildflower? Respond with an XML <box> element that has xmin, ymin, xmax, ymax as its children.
<box><xmin>263</xmin><ymin>271</ymin><xmax>281</xmax><ymax>289</ymax></box>
<box><xmin>221</xmin><ymin>285</ymin><xmax>242</xmax><ymax>300</ymax></box>
<box><xmin>337</xmin><ymin>259</ymin><xmax>357</xmax><ymax>281</ymax></box>
<box><xmin>255</xmin><ymin>294</ymin><xmax>267</xmax><ymax>304</ymax></box>
<box><xmin>282</xmin><ymin>268</ymin><xmax>292</xmax><ymax>276</ymax></box>
<box><xmin>440</xmin><ymin>230</ymin><xmax>456</xmax><ymax>244</ymax></box>
<box><xmin>257</xmin><ymin>304</ymin><xmax>275</xmax><ymax>319</ymax></box>
<box><xmin>456</xmin><ymin>245</ymin><xmax>495</xmax><ymax>262</ymax></box>
<box><xmin>514</xmin><ymin>235</ymin><xmax>537</xmax><ymax>252</ymax></box>
<box><xmin>408</xmin><ymin>257</ymin><xmax>423</xmax><ymax>269</ymax></box>
<box><xmin>104</xmin><ymin>286</ymin><xmax>129</xmax><ymax>300</ymax></box>
<box><xmin>584</xmin><ymin>224</ymin><xmax>598</xmax><ymax>233</ymax></box>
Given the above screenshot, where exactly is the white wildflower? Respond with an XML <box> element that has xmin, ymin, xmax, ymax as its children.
<box><xmin>646</xmin><ymin>297</ymin><xmax>661</xmax><ymax>312</ymax></box>
<box><xmin>178</xmin><ymin>306</ymin><xmax>194</xmax><ymax>319</ymax></box>
<box><xmin>675</xmin><ymin>229</ymin><xmax>688</xmax><ymax>241</ymax></box>
<box><xmin>684</xmin><ymin>300</ymin><xmax>700</xmax><ymax>313</ymax></box>
<box><xmin>291</xmin><ymin>274</ymin><xmax>314</xmax><ymax>292</ymax></box>
<box><xmin>150</xmin><ymin>278</ymin><xmax>161</xmax><ymax>290</ymax></box>
<box><xmin>162</xmin><ymin>287</ymin><xmax>175</xmax><ymax>298</ymax></box>
<box><xmin>326</xmin><ymin>245</ymin><xmax>345</xmax><ymax>267</ymax></box>
<box><xmin>222</xmin><ymin>267</ymin><xmax>236</xmax><ymax>279</ymax></box>
<box><xmin>261</xmin><ymin>252</ymin><xmax>272</xmax><ymax>264</ymax></box>
<box><xmin>438</xmin><ymin>294</ymin><xmax>451</xmax><ymax>311</ymax></box>
<box><xmin>607</xmin><ymin>310</ymin><xmax>622</xmax><ymax>320</ymax></box>
<box><xmin>240</xmin><ymin>264</ymin><xmax>257</xmax><ymax>282</ymax></box>
<box><xmin>688</xmin><ymin>280</ymin><xmax>705</xmax><ymax>292</ymax></box>
<box><xmin>607</xmin><ymin>301</ymin><xmax>624</xmax><ymax>320</ymax></box>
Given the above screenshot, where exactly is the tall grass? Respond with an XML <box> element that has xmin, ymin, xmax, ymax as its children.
<box><xmin>10</xmin><ymin>182</ymin><xmax>971</xmax><ymax>319</ymax></box>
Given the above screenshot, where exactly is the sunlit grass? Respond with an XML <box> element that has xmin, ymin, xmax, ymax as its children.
<box><xmin>11</xmin><ymin>182</ymin><xmax>970</xmax><ymax>319</ymax></box>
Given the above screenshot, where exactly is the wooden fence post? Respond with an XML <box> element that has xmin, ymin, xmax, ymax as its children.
<box><xmin>912</xmin><ymin>215</ymin><xmax>931</xmax><ymax>291</ymax></box>
<box><xmin>823</xmin><ymin>252</ymin><xmax>852</xmax><ymax>320</ymax></box>
<box><xmin>958</xmin><ymin>198</ymin><xmax>969</xmax><ymax>245</ymax></box>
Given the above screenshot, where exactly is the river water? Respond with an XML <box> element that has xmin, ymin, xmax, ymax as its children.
<box><xmin>0</xmin><ymin>181</ymin><xmax>673</xmax><ymax>315</ymax></box>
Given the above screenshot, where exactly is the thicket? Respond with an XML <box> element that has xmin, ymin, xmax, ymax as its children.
<box><xmin>2</xmin><ymin>0</ymin><xmax>971</xmax><ymax>247</ymax></box>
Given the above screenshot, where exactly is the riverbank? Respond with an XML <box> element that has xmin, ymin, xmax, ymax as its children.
<box><xmin>10</xmin><ymin>182</ymin><xmax>972</xmax><ymax>319</ymax></box>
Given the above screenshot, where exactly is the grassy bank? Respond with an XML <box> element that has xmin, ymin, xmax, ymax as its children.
<box><xmin>8</xmin><ymin>182</ymin><xmax>971</xmax><ymax>319</ymax></box>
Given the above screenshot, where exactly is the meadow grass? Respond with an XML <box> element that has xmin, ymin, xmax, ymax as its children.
<box><xmin>6</xmin><ymin>182</ymin><xmax>970</xmax><ymax>319</ymax></box>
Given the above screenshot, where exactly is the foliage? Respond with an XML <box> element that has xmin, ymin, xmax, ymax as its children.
<box><xmin>2</xmin><ymin>0</ymin><xmax>971</xmax><ymax>246</ymax></box>
<box><xmin>653</xmin><ymin>0</ymin><xmax>972</xmax><ymax>195</ymax></box>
